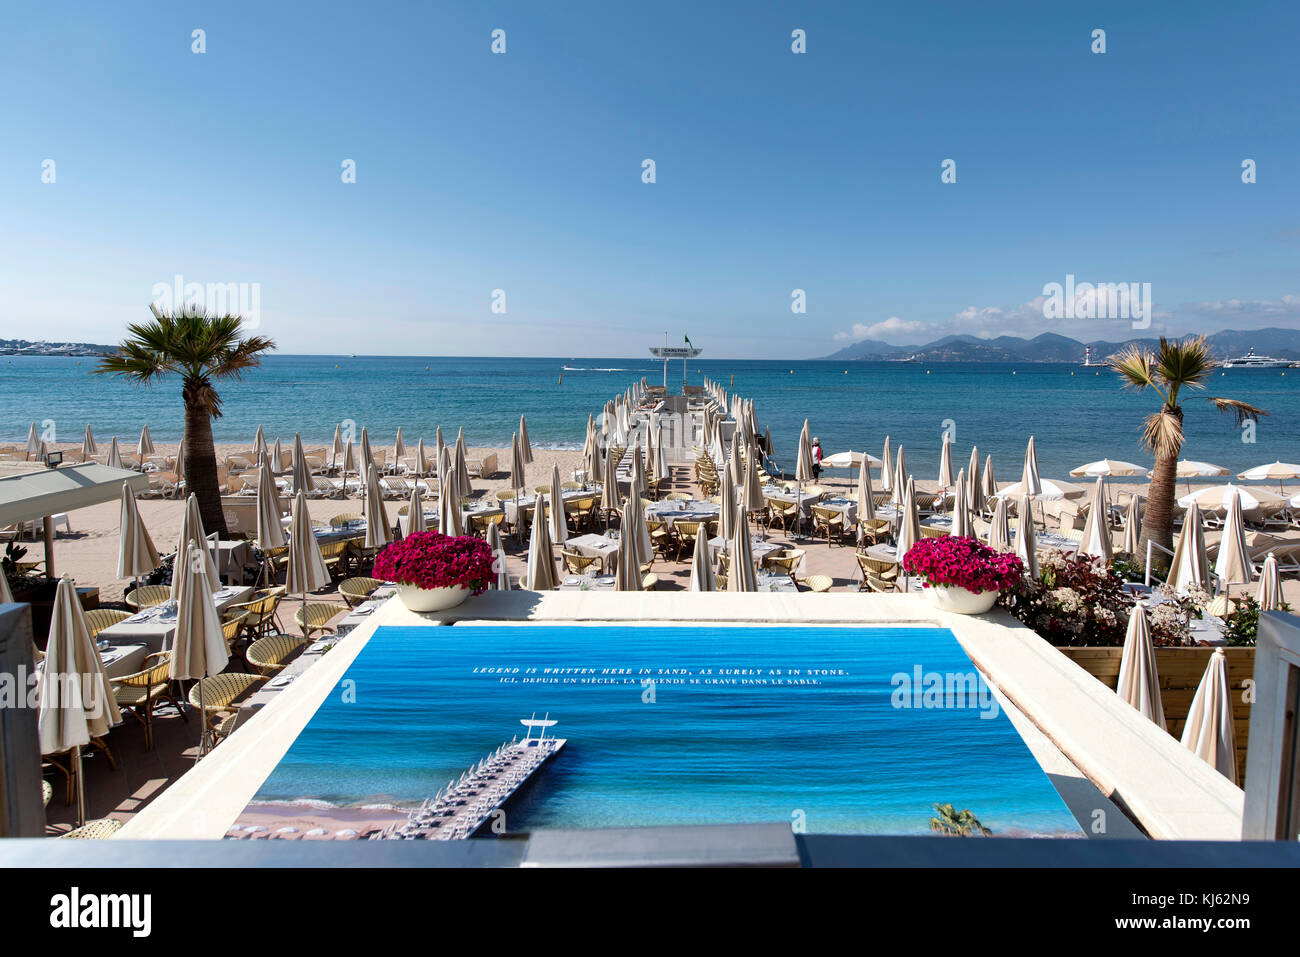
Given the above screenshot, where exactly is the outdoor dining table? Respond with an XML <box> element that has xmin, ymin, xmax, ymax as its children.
<box><xmin>761</xmin><ymin>486</ymin><xmax>825</xmax><ymax>518</ymax></box>
<box><xmin>311</xmin><ymin>522</ymin><xmax>368</xmax><ymax>546</ymax></box>
<box><xmin>557</xmin><ymin>574</ymin><xmax>618</xmax><ymax>591</ymax></box>
<box><xmin>816</xmin><ymin>495</ymin><xmax>859</xmax><ymax>525</ymax></box>
<box><xmin>752</xmin><ymin>572</ymin><xmax>799</xmax><ymax>593</ymax></box>
<box><xmin>644</xmin><ymin>499</ymin><xmax>720</xmax><ymax>527</ymax></box>
<box><xmin>503</xmin><ymin>488</ymin><xmax>599</xmax><ymax>527</ymax></box>
<box><xmin>98</xmin><ymin>584</ymin><xmax>256</xmax><ymax>653</ymax></box>
<box><xmin>398</xmin><ymin>503</ymin><xmax>505</xmax><ymax>535</ymax></box>
<box><xmin>708</xmin><ymin>535</ymin><xmax>784</xmax><ymax>571</ymax></box>
<box><xmin>566</xmin><ymin>533</ymin><xmax>620</xmax><ymax>573</ymax></box>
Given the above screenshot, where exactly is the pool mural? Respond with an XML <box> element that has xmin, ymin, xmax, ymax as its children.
<box><xmin>227</xmin><ymin>625</ymin><xmax>1083</xmax><ymax>840</ymax></box>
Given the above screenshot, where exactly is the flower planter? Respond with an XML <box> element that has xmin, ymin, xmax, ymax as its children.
<box><xmin>395</xmin><ymin>583</ymin><xmax>472</xmax><ymax>613</ymax></box>
<box><xmin>923</xmin><ymin>585</ymin><xmax>999</xmax><ymax>615</ymax></box>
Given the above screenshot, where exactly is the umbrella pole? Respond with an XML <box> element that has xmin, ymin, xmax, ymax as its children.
<box><xmin>73</xmin><ymin>746</ymin><xmax>85</xmax><ymax>828</ymax></box>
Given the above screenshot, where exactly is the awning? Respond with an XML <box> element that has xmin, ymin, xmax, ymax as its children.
<box><xmin>0</xmin><ymin>464</ymin><xmax>149</xmax><ymax>526</ymax></box>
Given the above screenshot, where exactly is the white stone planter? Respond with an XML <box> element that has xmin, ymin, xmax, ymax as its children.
<box><xmin>395</xmin><ymin>583</ymin><xmax>472</xmax><ymax>613</ymax></box>
<box><xmin>923</xmin><ymin>584</ymin><xmax>999</xmax><ymax>615</ymax></box>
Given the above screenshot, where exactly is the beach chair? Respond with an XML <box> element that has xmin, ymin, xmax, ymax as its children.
<box><xmin>246</xmin><ymin>634</ymin><xmax>310</xmax><ymax>676</ymax></box>
<box><xmin>111</xmin><ymin>652</ymin><xmax>185</xmax><ymax>751</ymax></box>
<box><xmin>124</xmin><ymin>585</ymin><xmax>171</xmax><ymax>611</ymax></box>
<box><xmin>865</xmin><ymin>573</ymin><xmax>898</xmax><ymax>593</ymax></box>
<box><xmin>381</xmin><ymin>476</ymin><xmax>411</xmax><ymax>499</ymax></box>
<box><xmin>646</xmin><ymin>519</ymin><xmax>674</xmax><ymax>561</ymax></box>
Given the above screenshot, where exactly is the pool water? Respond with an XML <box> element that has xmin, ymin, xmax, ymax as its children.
<box><xmin>250</xmin><ymin>624</ymin><xmax>1082</xmax><ymax>836</ymax></box>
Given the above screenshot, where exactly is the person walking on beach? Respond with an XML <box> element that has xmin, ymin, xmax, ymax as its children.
<box><xmin>811</xmin><ymin>437</ymin><xmax>823</xmax><ymax>480</ymax></box>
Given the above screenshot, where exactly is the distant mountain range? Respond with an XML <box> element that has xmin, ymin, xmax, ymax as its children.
<box><xmin>0</xmin><ymin>339</ymin><xmax>117</xmax><ymax>357</ymax></box>
<box><xmin>823</xmin><ymin>328</ymin><xmax>1300</xmax><ymax>363</ymax></box>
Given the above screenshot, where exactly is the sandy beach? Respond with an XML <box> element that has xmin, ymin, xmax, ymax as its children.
<box><xmin>227</xmin><ymin>801</ymin><xmax>410</xmax><ymax>840</ymax></box>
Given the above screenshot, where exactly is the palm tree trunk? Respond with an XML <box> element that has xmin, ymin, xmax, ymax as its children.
<box><xmin>183</xmin><ymin>387</ymin><xmax>228</xmax><ymax>537</ymax></box>
<box><xmin>1139</xmin><ymin>425</ymin><xmax>1181</xmax><ymax>577</ymax></box>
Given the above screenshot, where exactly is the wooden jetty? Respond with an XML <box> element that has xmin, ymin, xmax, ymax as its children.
<box><xmin>376</xmin><ymin>715</ymin><xmax>566</xmax><ymax>840</ymax></box>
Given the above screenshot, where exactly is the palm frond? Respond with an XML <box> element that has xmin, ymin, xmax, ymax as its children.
<box><xmin>1140</xmin><ymin>409</ymin><xmax>1184</xmax><ymax>459</ymax></box>
<box><xmin>1154</xmin><ymin>335</ymin><xmax>1215</xmax><ymax>398</ymax></box>
<box><xmin>1110</xmin><ymin>345</ymin><xmax>1162</xmax><ymax>395</ymax></box>
<box><xmin>1208</xmin><ymin>397</ymin><xmax>1268</xmax><ymax>427</ymax></box>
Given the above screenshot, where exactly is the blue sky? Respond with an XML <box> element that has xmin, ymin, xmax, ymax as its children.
<box><xmin>2</xmin><ymin>0</ymin><xmax>1297</xmax><ymax>357</ymax></box>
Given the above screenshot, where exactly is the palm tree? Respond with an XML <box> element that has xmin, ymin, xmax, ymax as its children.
<box><xmin>97</xmin><ymin>305</ymin><xmax>275</xmax><ymax>537</ymax></box>
<box><xmin>1111</xmin><ymin>336</ymin><xmax>1265</xmax><ymax>574</ymax></box>
<box><xmin>929</xmin><ymin>803</ymin><xmax>991</xmax><ymax>837</ymax></box>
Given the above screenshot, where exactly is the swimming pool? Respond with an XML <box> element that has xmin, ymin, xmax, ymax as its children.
<box><xmin>244</xmin><ymin>624</ymin><xmax>1082</xmax><ymax>837</ymax></box>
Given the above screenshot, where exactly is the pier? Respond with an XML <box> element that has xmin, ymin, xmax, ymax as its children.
<box><xmin>376</xmin><ymin>716</ymin><xmax>566</xmax><ymax>840</ymax></box>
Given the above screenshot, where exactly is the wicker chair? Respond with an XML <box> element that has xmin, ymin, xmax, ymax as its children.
<box><xmin>112</xmin><ymin>651</ymin><xmax>185</xmax><ymax>751</ymax></box>
<box><xmin>856</xmin><ymin>553</ymin><xmax>899</xmax><ymax>591</ymax></box>
<box><xmin>920</xmin><ymin>525</ymin><xmax>950</xmax><ymax>539</ymax></box>
<box><xmin>85</xmin><ymin>608</ymin><xmax>130</xmax><ymax>639</ymax></box>
<box><xmin>58</xmin><ymin>818</ymin><xmax>124</xmax><ymax>839</ymax></box>
<box><xmin>338</xmin><ymin>576</ymin><xmax>384</xmax><ymax>608</ymax></box>
<box><xmin>673</xmin><ymin>521</ymin><xmax>704</xmax><ymax>561</ymax></box>
<box><xmin>318</xmin><ymin>540</ymin><xmax>348</xmax><ymax>577</ymax></box>
<box><xmin>294</xmin><ymin>601</ymin><xmax>341</xmax><ymax>638</ymax></box>
<box><xmin>865</xmin><ymin>573</ymin><xmax>898</xmax><ymax>593</ymax></box>
<box><xmin>471</xmin><ymin>512</ymin><xmax>505</xmax><ymax>537</ymax></box>
<box><xmin>187</xmin><ymin>672</ymin><xmax>267</xmax><ymax>744</ymax></box>
<box><xmin>329</xmin><ymin>512</ymin><xmax>364</xmax><ymax>527</ymax></box>
<box><xmin>224</xmin><ymin>587</ymin><xmax>286</xmax><ymax>642</ymax></box>
<box><xmin>802</xmin><ymin>574</ymin><xmax>834</xmax><ymax>593</ymax></box>
<box><xmin>561</xmin><ymin>549</ymin><xmax>602</xmax><ymax>575</ymax></box>
<box><xmin>646</xmin><ymin>520</ymin><xmax>674</xmax><ymax>561</ymax></box>
<box><xmin>246</xmin><ymin>634</ymin><xmax>310</xmax><ymax>675</ymax></box>
<box><xmin>124</xmin><ymin>584</ymin><xmax>171</xmax><ymax>611</ymax></box>
<box><xmin>768</xmin><ymin>500</ymin><xmax>800</xmax><ymax>533</ymax></box>
<box><xmin>664</xmin><ymin>492</ymin><xmax>693</xmax><ymax>501</ymax></box>
<box><xmin>810</xmin><ymin>505</ymin><xmax>847</xmax><ymax>546</ymax></box>
<box><xmin>763</xmin><ymin>549</ymin><xmax>805</xmax><ymax>584</ymax></box>
<box><xmin>858</xmin><ymin>518</ymin><xmax>891</xmax><ymax>547</ymax></box>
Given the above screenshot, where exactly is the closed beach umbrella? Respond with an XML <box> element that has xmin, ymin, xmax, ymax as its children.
<box><xmin>950</xmin><ymin>468</ymin><xmax>973</xmax><ymax>537</ymax></box>
<box><xmin>629</xmin><ymin>445</ymin><xmax>647</xmax><ymax>501</ymax></box>
<box><xmin>614</xmin><ymin>500</ymin><xmax>642</xmax><ymax>592</ymax></box>
<box><xmin>1116</xmin><ymin>607</ymin><xmax>1166</xmax><ymax>731</ymax></box>
<box><xmin>393</xmin><ymin>427</ymin><xmax>406</xmax><ymax>466</ymax></box>
<box><xmin>272</xmin><ymin>437</ymin><xmax>284</xmax><ymax>474</ymax></box>
<box><xmin>1180</xmin><ymin>649</ymin><xmax>1238</xmax><ymax>784</ymax></box>
<box><xmin>651</xmin><ymin>424</ymin><xmax>666</xmax><ymax>485</ymax></box>
<box><xmin>253</xmin><ymin>425</ymin><xmax>267</xmax><ymax>459</ymax></box>
<box><xmin>1257</xmin><ymin>553</ymin><xmax>1282</xmax><ymax>610</ymax></box>
<box><xmin>170</xmin><ymin>541</ymin><xmax>230</xmax><ymax>757</ymax></box>
<box><xmin>728</xmin><ymin>438</ymin><xmax>743</xmax><ymax>491</ymax></box>
<box><xmin>39</xmin><ymin>577</ymin><xmax>121</xmax><ymax>824</ymax></box>
<box><xmin>137</xmin><ymin>424</ymin><xmax>155</xmax><ymax>459</ymax></box>
<box><xmin>1237</xmin><ymin>460</ymin><xmax>1300</xmax><ymax>494</ymax></box>
<box><xmin>763</xmin><ymin>426</ymin><xmax>773</xmax><ymax>459</ymax></box>
<box><xmin>415</xmin><ymin>437</ymin><xmax>431</xmax><ymax>477</ymax></box>
<box><xmin>879</xmin><ymin>436</ymin><xmax>893</xmax><ymax>493</ymax></box>
<box><xmin>519</xmin><ymin>415</ymin><xmax>534</xmax><ymax>464</ymax></box>
<box><xmin>437</xmin><ymin>470</ymin><xmax>463</xmax><ymax>537</ymax></box>
<box><xmin>1079</xmin><ymin>476</ymin><xmax>1113</xmax><ymax>562</ymax></box>
<box><xmin>987</xmin><ymin>496</ymin><xmax>1011</xmax><ymax>551</ymax></box>
<box><xmin>795</xmin><ymin>420</ymin><xmax>814</xmax><ymax>483</ymax></box>
<box><xmin>1214</xmin><ymin>489</ymin><xmax>1253</xmax><ymax>589</ymax></box>
<box><xmin>254</xmin><ymin>457</ymin><xmax>286</xmax><ymax>555</ymax></box>
<box><xmin>454</xmin><ymin>428</ymin><xmax>471</xmax><ymax>494</ymax></box>
<box><xmin>890</xmin><ymin>447</ymin><xmax>906</xmax><ymax>508</ymax></box>
<box><xmin>330</xmin><ymin>424</ymin><xmax>343</xmax><ymax>472</ymax></box>
<box><xmin>690</xmin><ymin>523</ymin><xmax>715</xmax><ymax>592</ymax></box>
<box><xmin>286</xmin><ymin>490</ymin><xmax>329</xmax><ymax>621</ymax></box>
<box><xmin>292</xmin><ymin>433</ymin><xmax>315</xmax><ymax>495</ymax></box>
<box><xmin>342</xmin><ymin>441</ymin><xmax>357</xmax><ymax>481</ymax></box>
<box><xmin>1020</xmin><ymin>436</ymin><xmax>1042</xmax><ymax>497</ymax></box>
<box><xmin>937</xmin><ymin>433</ymin><xmax>954</xmax><ymax>489</ymax></box>
<box><xmin>600</xmin><ymin>443</ymin><xmax>620</xmax><ymax>517</ymax></box>
<box><xmin>359</xmin><ymin>428</ymin><xmax>374</xmax><ymax>477</ymax></box>
<box><xmin>728</xmin><ymin>488</ymin><xmax>758</xmax><ymax>593</ymax></box>
<box><xmin>856</xmin><ymin>455</ymin><xmax>875</xmax><ymax>528</ymax></box>
<box><xmin>743</xmin><ymin>452</ymin><xmax>764</xmax><ymax>514</ymax></box>
<box><xmin>82</xmin><ymin>425</ymin><xmax>96</xmax><ymax>461</ymax></box>
<box><xmin>548</xmin><ymin>464</ymin><xmax>568</xmax><ymax>545</ymax></box>
<box><xmin>967</xmin><ymin>446</ymin><xmax>983</xmax><ymax>515</ymax></box>
<box><xmin>364</xmin><ymin>465</ymin><xmax>392</xmax><ymax>550</ymax></box>
<box><xmin>584</xmin><ymin>427</ymin><xmax>602</xmax><ymax>482</ymax></box>
<box><xmin>981</xmin><ymin>454</ymin><xmax>996</xmax><ymax>499</ymax></box>
<box><xmin>438</xmin><ymin>445</ymin><xmax>457</xmax><ymax>504</ymax></box>
<box><xmin>171</xmin><ymin>494</ymin><xmax>220</xmax><ymax>601</ymax></box>
<box><xmin>1169</xmin><ymin>503</ymin><xmax>1210</xmax><ymax>594</ymax></box>
<box><xmin>406</xmin><ymin>485</ymin><xmax>427</xmax><ymax>535</ymax></box>
<box><xmin>509</xmin><ymin>432</ymin><xmax>525</xmax><ymax>493</ymax></box>
<box><xmin>25</xmin><ymin>422</ymin><xmax>40</xmax><ymax>459</ymax></box>
<box><xmin>435</xmin><ymin>425</ymin><xmax>445</xmax><ymax>471</ymax></box>
<box><xmin>117</xmin><ymin>482</ymin><xmax>160</xmax><ymax>581</ymax></box>
<box><xmin>718</xmin><ymin>465</ymin><xmax>737</xmax><ymax>541</ymax></box>
<box><xmin>1178</xmin><ymin>483</ymin><xmax>1284</xmax><ymax>513</ymax></box>
<box><xmin>1015</xmin><ymin>492</ymin><xmax>1038</xmax><ymax>578</ymax></box>
<box><xmin>525</xmin><ymin>497</ymin><xmax>557</xmax><ymax>590</ymax></box>
<box><xmin>174</xmin><ymin>426</ymin><xmax>187</xmax><ymax>488</ymax></box>
<box><xmin>107</xmin><ymin>437</ymin><xmax>123</xmax><ymax>470</ymax></box>
<box><xmin>895</xmin><ymin>475</ymin><xmax>920</xmax><ymax>564</ymax></box>
<box><xmin>626</xmin><ymin>490</ymin><xmax>652</xmax><ymax>573</ymax></box>
<box><xmin>1121</xmin><ymin>494</ymin><xmax>1143</xmax><ymax>554</ymax></box>
<box><xmin>1069</xmin><ymin>459</ymin><xmax>1149</xmax><ymax>479</ymax></box>
<box><xmin>484</xmin><ymin>521</ymin><xmax>511</xmax><ymax>590</ymax></box>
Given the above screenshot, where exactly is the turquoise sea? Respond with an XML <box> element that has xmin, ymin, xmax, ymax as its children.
<box><xmin>2</xmin><ymin>354</ymin><xmax>1297</xmax><ymax>481</ymax></box>
<box><xmin>251</xmin><ymin>624</ymin><xmax>1083</xmax><ymax>836</ymax></box>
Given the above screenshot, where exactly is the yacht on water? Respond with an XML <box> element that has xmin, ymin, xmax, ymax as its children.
<box><xmin>1221</xmin><ymin>348</ymin><xmax>1295</xmax><ymax>369</ymax></box>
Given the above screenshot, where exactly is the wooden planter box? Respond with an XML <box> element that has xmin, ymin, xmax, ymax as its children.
<box><xmin>1058</xmin><ymin>646</ymin><xmax>1254</xmax><ymax>786</ymax></box>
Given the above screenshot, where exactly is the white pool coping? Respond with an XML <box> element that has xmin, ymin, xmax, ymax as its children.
<box><xmin>117</xmin><ymin>592</ymin><xmax>1244</xmax><ymax>841</ymax></box>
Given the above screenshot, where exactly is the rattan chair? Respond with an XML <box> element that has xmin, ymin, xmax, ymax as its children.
<box><xmin>810</xmin><ymin>505</ymin><xmax>846</xmax><ymax>546</ymax></box>
<box><xmin>112</xmin><ymin>651</ymin><xmax>185</xmax><ymax>751</ymax></box>
<box><xmin>768</xmin><ymin>500</ymin><xmax>800</xmax><ymax>533</ymax></box>
<box><xmin>561</xmin><ymin>549</ymin><xmax>602</xmax><ymax>575</ymax></box>
<box><xmin>763</xmin><ymin>549</ymin><xmax>805</xmax><ymax>584</ymax></box>
<box><xmin>858</xmin><ymin>518</ymin><xmax>891</xmax><ymax>547</ymax></box>
<box><xmin>329</xmin><ymin>512</ymin><xmax>364</xmax><ymax>527</ymax></box>
<box><xmin>471</xmin><ymin>512</ymin><xmax>505</xmax><ymax>537</ymax></box>
<box><xmin>920</xmin><ymin>525</ymin><xmax>950</xmax><ymax>539</ymax></box>
<box><xmin>856</xmin><ymin>553</ymin><xmax>899</xmax><ymax>591</ymax></box>
<box><xmin>58</xmin><ymin>818</ymin><xmax>124</xmax><ymax>839</ymax></box>
<box><xmin>802</xmin><ymin>574</ymin><xmax>834</xmax><ymax>593</ymax></box>
<box><xmin>246</xmin><ymin>634</ymin><xmax>310</xmax><ymax>675</ymax></box>
<box><xmin>124</xmin><ymin>584</ymin><xmax>171</xmax><ymax>611</ymax></box>
<box><xmin>338</xmin><ymin>576</ymin><xmax>383</xmax><ymax>607</ymax></box>
<box><xmin>318</xmin><ymin>540</ymin><xmax>348</xmax><ymax>577</ymax></box>
<box><xmin>85</xmin><ymin>608</ymin><xmax>130</xmax><ymax>638</ymax></box>
<box><xmin>294</xmin><ymin>601</ymin><xmax>341</xmax><ymax>638</ymax></box>
<box><xmin>187</xmin><ymin>672</ymin><xmax>267</xmax><ymax>744</ymax></box>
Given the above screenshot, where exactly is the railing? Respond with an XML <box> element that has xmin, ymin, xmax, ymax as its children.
<box><xmin>1144</xmin><ymin>539</ymin><xmax>1174</xmax><ymax>586</ymax></box>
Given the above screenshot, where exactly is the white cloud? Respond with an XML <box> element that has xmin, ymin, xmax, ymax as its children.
<box><xmin>833</xmin><ymin>316</ymin><xmax>926</xmax><ymax>344</ymax></box>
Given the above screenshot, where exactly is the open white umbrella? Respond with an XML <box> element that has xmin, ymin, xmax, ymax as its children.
<box><xmin>82</xmin><ymin>425</ymin><xmax>97</xmax><ymax>461</ymax></box>
<box><xmin>1214</xmin><ymin>489</ymin><xmax>1253</xmax><ymax>590</ymax></box>
<box><xmin>996</xmin><ymin>478</ymin><xmax>1086</xmax><ymax>501</ymax></box>
<box><xmin>1069</xmin><ymin>459</ymin><xmax>1149</xmax><ymax>478</ymax></box>
<box><xmin>1078</xmin><ymin>475</ymin><xmax>1113</xmax><ymax>562</ymax></box>
<box><xmin>525</xmin><ymin>495</ymin><xmax>558</xmax><ymax>590</ymax></box>
<box><xmin>1014</xmin><ymin>492</ymin><xmax>1038</xmax><ymax>578</ymax></box>
<box><xmin>286</xmin><ymin>490</ymin><xmax>330</xmax><ymax>632</ymax></box>
<box><xmin>437</xmin><ymin>470</ymin><xmax>463</xmax><ymax>537</ymax></box>
<box><xmin>117</xmin><ymin>482</ymin><xmax>160</xmax><ymax>586</ymax></box>
<box><xmin>1169</xmin><ymin>503</ymin><xmax>1210</xmax><ymax>594</ymax></box>
<box><xmin>1121</xmin><ymin>494</ymin><xmax>1142</xmax><ymax>555</ymax></box>
<box><xmin>1177</xmin><ymin>459</ymin><xmax>1228</xmax><ymax>493</ymax></box>
<box><xmin>937</xmin><ymin>433</ymin><xmax>954</xmax><ymax>489</ymax></box>
<box><xmin>364</xmin><ymin>465</ymin><xmax>392</xmax><ymax>550</ymax></box>
<box><xmin>987</xmin><ymin>496</ymin><xmax>1011</xmax><ymax>551</ymax></box>
<box><xmin>171</xmin><ymin>494</ymin><xmax>220</xmax><ymax>602</ymax></box>
<box><xmin>484</xmin><ymin>520</ymin><xmax>511</xmax><ymax>590</ymax></box>
<box><xmin>1180</xmin><ymin>649</ymin><xmax>1238</xmax><ymax>784</ymax></box>
<box><xmin>822</xmin><ymin>450</ymin><xmax>882</xmax><ymax>470</ymax></box>
<box><xmin>39</xmin><ymin>577</ymin><xmax>121</xmax><ymax>824</ymax></box>
<box><xmin>107</xmin><ymin>437</ymin><xmax>123</xmax><ymax>470</ymax></box>
<box><xmin>879</xmin><ymin>437</ymin><xmax>893</xmax><ymax>493</ymax></box>
<box><xmin>1237</xmin><ymin>461</ymin><xmax>1300</xmax><ymax>494</ymax></box>
<box><xmin>1020</xmin><ymin>436</ymin><xmax>1042</xmax><ymax>497</ymax></box>
<box><xmin>406</xmin><ymin>485</ymin><xmax>427</xmax><ymax>535</ymax></box>
<box><xmin>170</xmin><ymin>541</ymin><xmax>230</xmax><ymax>757</ymax></box>
<box><xmin>519</xmin><ymin>415</ymin><xmax>534</xmax><ymax>464</ymax></box>
<box><xmin>689</xmin><ymin>522</ymin><xmax>714</xmax><ymax>591</ymax></box>
<box><xmin>950</xmin><ymin>468</ymin><xmax>973</xmax><ymax>537</ymax></box>
<box><xmin>292</xmin><ymin>433</ymin><xmax>315</xmax><ymax>496</ymax></box>
<box><xmin>1257</xmin><ymin>553</ymin><xmax>1282</xmax><ymax>610</ymax></box>
<box><xmin>895</xmin><ymin>475</ymin><xmax>920</xmax><ymax>564</ymax></box>
<box><xmin>1116</xmin><ymin>607</ymin><xmax>1166</xmax><ymax>730</ymax></box>
<box><xmin>548</xmin><ymin>463</ymin><xmax>569</xmax><ymax>546</ymax></box>
<box><xmin>1178</xmin><ymin>483</ymin><xmax>1284</xmax><ymax>512</ymax></box>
